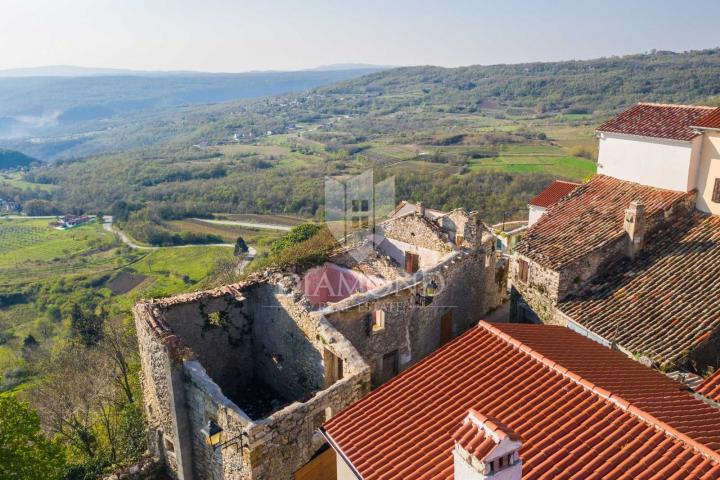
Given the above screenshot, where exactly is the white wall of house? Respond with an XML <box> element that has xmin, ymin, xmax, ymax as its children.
<box><xmin>336</xmin><ymin>454</ymin><xmax>359</xmax><ymax>480</ymax></box>
<box><xmin>695</xmin><ymin>131</ymin><xmax>720</xmax><ymax>215</ymax></box>
<box><xmin>527</xmin><ymin>205</ymin><xmax>546</xmax><ymax>227</ymax></box>
<box><xmin>597</xmin><ymin>132</ymin><xmax>699</xmax><ymax>191</ymax></box>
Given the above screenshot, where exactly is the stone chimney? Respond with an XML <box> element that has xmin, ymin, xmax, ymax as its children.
<box><xmin>624</xmin><ymin>200</ymin><xmax>645</xmax><ymax>259</ymax></box>
<box><xmin>417</xmin><ymin>202</ymin><xmax>426</xmax><ymax>217</ymax></box>
<box><xmin>453</xmin><ymin>410</ymin><xmax>522</xmax><ymax>480</ymax></box>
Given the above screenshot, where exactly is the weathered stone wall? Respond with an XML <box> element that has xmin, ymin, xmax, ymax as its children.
<box><xmin>325</xmin><ymin>244</ymin><xmax>507</xmax><ymax>386</ymax></box>
<box><xmin>161</xmin><ymin>294</ymin><xmax>252</xmax><ymax>396</ymax></box>
<box><xmin>134</xmin><ymin>280</ymin><xmax>371</xmax><ymax>480</ymax></box>
<box><xmin>244</xmin><ymin>284</ymin><xmax>324</xmax><ymax>402</ymax></box>
<box><xmin>378</xmin><ymin>213</ymin><xmax>451</xmax><ymax>252</ymax></box>
<box><xmin>510</xmin><ymin>192</ymin><xmax>698</xmax><ymax>325</ymax></box>
<box><xmin>181</xmin><ymin>317</ymin><xmax>370</xmax><ymax>480</ymax></box>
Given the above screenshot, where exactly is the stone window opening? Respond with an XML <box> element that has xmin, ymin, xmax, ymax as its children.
<box><xmin>370</xmin><ymin>310</ymin><xmax>385</xmax><ymax>333</ymax></box>
<box><xmin>164</xmin><ymin>437</ymin><xmax>175</xmax><ymax>455</ymax></box>
<box><xmin>455</xmin><ymin>233</ymin><xmax>464</xmax><ymax>246</ymax></box>
<box><xmin>518</xmin><ymin>259</ymin><xmax>529</xmax><ymax>283</ymax></box>
<box><xmin>323</xmin><ymin>349</ymin><xmax>344</xmax><ymax>387</ymax></box>
<box><xmin>712</xmin><ymin>178</ymin><xmax>720</xmax><ymax>204</ymax></box>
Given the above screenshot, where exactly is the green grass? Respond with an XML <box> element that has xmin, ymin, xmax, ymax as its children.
<box><xmin>123</xmin><ymin>247</ymin><xmax>233</xmax><ymax>302</ymax></box>
<box><xmin>0</xmin><ymin>219</ymin><xmax>115</xmax><ymax>275</ymax></box>
<box><xmin>167</xmin><ymin>219</ymin><xmax>284</xmax><ymax>246</ymax></box>
<box><xmin>467</xmin><ymin>155</ymin><xmax>596</xmax><ymax>179</ymax></box>
<box><xmin>0</xmin><ymin>172</ymin><xmax>58</xmax><ymax>192</ymax></box>
<box><xmin>498</xmin><ymin>144</ymin><xmax>566</xmax><ymax>155</ymax></box>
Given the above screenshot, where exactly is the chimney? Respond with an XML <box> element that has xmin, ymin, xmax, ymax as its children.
<box><xmin>417</xmin><ymin>202</ymin><xmax>426</xmax><ymax>217</ymax></box>
<box><xmin>623</xmin><ymin>200</ymin><xmax>645</xmax><ymax>259</ymax></box>
<box><xmin>453</xmin><ymin>410</ymin><xmax>522</xmax><ymax>480</ymax></box>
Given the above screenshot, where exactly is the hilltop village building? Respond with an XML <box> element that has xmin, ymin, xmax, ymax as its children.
<box><xmin>323</xmin><ymin>322</ymin><xmax>720</xmax><ymax>480</ymax></box>
<box><xmin>134</xmin><ymin>202</ymin><xmax>507</xmax><ymax>479</ymax></box>
<box><xmin>511</xmin><ymin>103</ymin><xmax>720</xmax><ymax>373</ymax></box>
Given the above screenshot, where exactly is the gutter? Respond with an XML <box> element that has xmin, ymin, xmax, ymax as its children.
<box><xmin>320</xmin><ymin>427</ymin><xmax>363</xmax><ymax>480</ymax></box>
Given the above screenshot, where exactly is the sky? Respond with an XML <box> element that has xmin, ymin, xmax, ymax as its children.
<box><xmin>1</xmin><ymin>0</ymin><xmax>719</xmax><ymax>72</ymax></box>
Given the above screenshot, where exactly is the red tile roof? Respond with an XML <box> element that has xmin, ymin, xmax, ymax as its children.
<box><xmin>323</xmin><ymin>322</ymin><xmax>720</xmax><ymax>480</ymax></box>
<box><xmin>597</xmin><ymin>103</ymin><xmax>714</xmax><ymax>141</ymax></box>
<box><xmin>528</xmin><ymin>180</ymin><xmax>580</xmax><ymax>208</ymax></box>
<box><xmin>516</xmin><ymin>175</ymin><xmax>689</xmax><ymax>270</ymax></box>
<box><xmin>697</xmin><ymin>370</ymin><xmax>720</xmax><ymax>403</ymax></box>
<box><xmin>693</xmin><ymin>107</ymin><xmax>720</xmax><ymax>130</ymax></box>
<box><xmin>559</xmin><ymin>213</ymin><xmax>720</xmax><ymax>368</ymax></box>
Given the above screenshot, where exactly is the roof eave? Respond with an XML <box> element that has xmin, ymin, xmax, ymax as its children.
<box><xmin>596</xmin><ymin>129</ymin><xmax>697</xmax><ymax>143</ymax></box>
<box><xmin>320</xmin><ymin>427</ymin><xmax>363</xmax><ymax>480</ymax></box>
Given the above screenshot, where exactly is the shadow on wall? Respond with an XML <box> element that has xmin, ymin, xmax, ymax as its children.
<box><xmin>161</xmin><ymin>286</ymin><xmax>324</xmax><ymax>420</ymax></box>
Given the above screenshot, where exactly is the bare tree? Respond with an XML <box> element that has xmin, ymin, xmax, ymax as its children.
<box><xmin>101</xmin><ymin>316</ymin><xmax>139</xmax><ymax>404</ymax></box>
<box><xmin>27</xmin><ymin>344</ymin><xmax>120</xmax><ymax>461</ymax></box>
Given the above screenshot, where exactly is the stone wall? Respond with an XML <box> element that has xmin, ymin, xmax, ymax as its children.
<box><xmin>244</xmin><ymin>284</ymin><xmax>324</xmax><ymax>402</ymax></box>
<box><xmin>510</xmin><ymin>192</ymin><xmax>698</xmax><ymax>324</ymax></box>
<box><xmin>377</xmin><ymin>213</ymin><xmax>451</xmax><ymax>252</ymax></box>
<box><xmin>134</xmin><ymin>280</ymin><xmax>371</xmax><ymax>480</ymax></box>
<box><xmin>325</xmin><ymin>241</ymin><xmax>507</xmax><ymax>386</ymax></box>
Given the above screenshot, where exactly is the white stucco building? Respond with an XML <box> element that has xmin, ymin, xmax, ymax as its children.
<box><xmin>526</xmin><ymin>180</ymin><xmax>579</xmax><ymax>227</ymax></box>
<box><xmin>596</xmin><ymin>103</ymin><xmax>720</xmax><ymax>215</ymax></box>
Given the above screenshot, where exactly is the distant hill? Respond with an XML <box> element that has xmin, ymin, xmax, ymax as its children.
<box><xmin>0</xmin><ymin>67</ymin><xmax>387</xmax><ymax>141</ymax></box>
<box><xmin>3</xmin><ymin>48</ymin><xmax>720</xmax><ymax>161</ymax></box>
<box><xmin>0</xmin><ymin>149</ymin><xmax>37</xmax><ymax>169</ymax></box>
<box><xmin>317</xmin><ymin>48</ymin><xmax>720</xmax><ymax>116</ymax></box>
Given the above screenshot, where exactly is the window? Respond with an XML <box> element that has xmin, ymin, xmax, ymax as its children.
<box><xmin>517</xmin><ymin>259</ymin><xmax>529</xmax><ymax>283</ymax></box>
<box><xmin>455</xmin><ymin>233</ymin><xmax>464</xmax><ymax>246</ymax></box>
<box><xmin>164</xmin><ymin>437</ymin><xmax>175</xmax><ymax>454</ymax></box>
<box><xmin>370</xmin><ymin>310</ymin><xmax>385</xmax><ymax>333</ymax></box>
<box><xmin>713</xmin><ymin>178</ymin><xmax>720</xmax><ymax>204</ymax></box>
<box><xmin>405</xmin><ymin>252</ymin><xmax>420</xmax><ymax>273</ymax></box>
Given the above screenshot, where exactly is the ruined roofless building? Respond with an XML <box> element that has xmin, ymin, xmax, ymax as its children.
<box><xmin>134</xmin><ymin>202</ymin><xmax>508</xmax><ymax>480</ymax></box>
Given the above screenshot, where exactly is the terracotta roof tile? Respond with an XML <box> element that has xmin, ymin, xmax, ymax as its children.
<box><xmin>323</xmin><ymin>322</ymin><xmax>720</xmax><ymax>480</ymax></box>
<box><xmin>528</xmin><ymin>180</ymin><xmax>581</xmax><ymax>208</ymax></box>
<box><xmin>597</xmin><ymin>103</ymin><xmax>714</xmax><ymax>141</ymax></box>
<box><xmin>697</xmin><ymin>370</ymin><xmax>720</xmax><ymax>403</ymax></box>
<box><xmin>516</xmin><ymin>175</ymin><xmax>689</xmax><ymax>269</ymax></box>
<box><xmin>559</xmin><ymin>213</ymin><xmax>720</xmax><ymax>367</ymax></box>
<box><xmin>692</xmin><ymin>107</ymin><xmax>720</xmax><ymax>130</ymax></box>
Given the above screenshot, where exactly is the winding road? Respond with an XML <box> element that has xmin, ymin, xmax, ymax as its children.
<box><xmin>100</xmin><ymin>216</ymin><xmax>257</xmax><ymax>272</ymax></box>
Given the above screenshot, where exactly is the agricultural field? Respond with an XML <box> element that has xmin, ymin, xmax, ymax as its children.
<box><xmin>467</xmin><ymin>154</ymin><xmax>596</xmax><ymax>179</ymax></box>
<box><xmin>0</xmin><ymin>218</ymin><xmax>117</xmax><ymax>281</ymax></box>
<box><xmin>0</xmin><ymin>171</ymin><xmax>58</xmax><ymax>192</ymax></box>
<box><xmin>0</xmin><ymin>217</ymin><xmax>236</xmax><ymax>391</ymax></box>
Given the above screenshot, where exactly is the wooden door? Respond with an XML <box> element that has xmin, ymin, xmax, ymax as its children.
<box><xmin>440</xmin><ymin>310</ymin><xmax>453</xmax><ymax>345</ymax></box>
<box><xmin>380</xmin><ymin>350</ymin><xmax>399</xmax><ymax>384</ymax></box>
<box><xmin>404</xmin><ymin>252</ymin><xmax>419</xmax><ymax>273</ymax></box>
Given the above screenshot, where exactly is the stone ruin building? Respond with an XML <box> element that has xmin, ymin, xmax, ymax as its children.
<box><xmin>134</xmin><ymin>202</ymin><xmax>508</xmax><ymax>480</ymax></box>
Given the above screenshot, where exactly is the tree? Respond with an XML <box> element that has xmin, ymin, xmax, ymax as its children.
<box><xmin>0</xmin><ymin>395</ymin><xmax>66</xmax><ymax>480</ymax></box>
<box><xmin>234</xmin><ymin>236</ymin><xmax>249</xmax><ymax>256</ymax></box>
<box><xmin>100</xmin><ymin>317</ymin><xmax>138</xmax><ymax>404</ymax></box>
<box><xmin>70</xmin><ymin>304</ymin><xmax>104</xmax><ymax>346</ymax></box>
<box><xmin>29</xmin><ymin>345</ymin><xmax>109</xmax><ymax>459</ymax></box>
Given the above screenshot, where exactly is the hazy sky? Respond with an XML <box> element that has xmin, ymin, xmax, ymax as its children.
<box><xmin>1</xmin><ymin>0</ymin><xmax>719</xmax><ymax>72</ymax></box>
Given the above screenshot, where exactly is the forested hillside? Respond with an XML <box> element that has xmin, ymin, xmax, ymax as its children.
<box><xmin>3</xmin><ymin>48</ymin><xmax>720</xmax><ymax>240</ymax></box>
<box><xmin>0</xmin><ymin>149</ymin><xmax>36</xmax><ymax>170</ymax></box>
